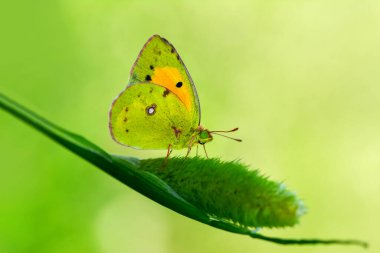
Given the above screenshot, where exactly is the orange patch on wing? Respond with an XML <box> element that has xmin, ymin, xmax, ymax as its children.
<box><xmin>151</xmin><ymin>67</ymin><xmax>191</xmax><ymax>110</ymax></box>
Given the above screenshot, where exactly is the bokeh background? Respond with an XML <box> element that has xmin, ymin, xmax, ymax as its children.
<box><xmin>1</xmin><ymin>0</ymin><xmax>379</xmax><ymax>252</ymax></box>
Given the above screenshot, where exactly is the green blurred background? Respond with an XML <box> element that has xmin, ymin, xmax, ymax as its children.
<box><xmin>1</xmin><ymin>0</ymin><xmax>379</xmax><ymax>252</ymax></box>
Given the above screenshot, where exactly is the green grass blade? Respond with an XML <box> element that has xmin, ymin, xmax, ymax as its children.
<box><xmin>0</xmin><ymin>93</ymin><xmax>368</xmax><ymax>248</ymax></box>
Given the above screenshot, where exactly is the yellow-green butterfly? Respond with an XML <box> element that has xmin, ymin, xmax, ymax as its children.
<box><xmin>109</xmin><ymin>35</ymin><xmax>240</xmax><ymax>158</ymax></box>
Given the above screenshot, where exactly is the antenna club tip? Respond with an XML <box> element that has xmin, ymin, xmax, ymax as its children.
<box><xmin>207</xmin><ymin>127</ymin><xmax>241</xmax><ymax>142</ymax></box>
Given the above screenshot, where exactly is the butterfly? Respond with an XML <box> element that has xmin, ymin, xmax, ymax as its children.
<box><xmin>109</xmin><ymin>35</ymin><xmax>240</xmax><ymax>159</ymax></box>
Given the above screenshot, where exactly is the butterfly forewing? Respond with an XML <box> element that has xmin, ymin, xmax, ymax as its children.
<box><xmin>128</xmin><ymin>35</ymin><xmax>200</xmax><ymax>126</ymax></box>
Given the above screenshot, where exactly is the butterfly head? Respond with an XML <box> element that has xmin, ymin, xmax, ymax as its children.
<box><xmin>198</xmin><ymin>129</ymin><xmax>213</xmax><ymax>145</ymax></box>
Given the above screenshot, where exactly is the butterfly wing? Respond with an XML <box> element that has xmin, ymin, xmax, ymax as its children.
<box><xmin>128</xmin><ymin>35</ymin><xmax>200</xmax><ymax>127</ymax></box>
<box><xmin>109</xmin><ymin>83</ymin><xmax>196</xmax><ymax>150</ymax></box>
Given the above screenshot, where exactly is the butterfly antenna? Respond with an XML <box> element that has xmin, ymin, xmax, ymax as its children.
<box><xmin>210</xmin><ymin>127</ymin><xmax>239</xmax><ymax>133</ymax></box>
<box><xmin>212</xmin><ymin>132</ymin><xmax>242</xmax><ymax>142</ymax></box>
<box><xmin>202</xmin><ymin>144</ymin><xmax>209</xmax><ymax>158</ymax></box>
<box><xmin>210</xmin><ymin>127</ymin><xmax>241</xmax><ymax>142</ymax></box>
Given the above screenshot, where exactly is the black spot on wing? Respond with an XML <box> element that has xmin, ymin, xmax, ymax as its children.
<box><xmin>123</xmin><ymin>117</ymin><xmax>128</xmax><ymax>122</ymax></box>
<box><xmin>150</xmin><ymin>65</ymin><xmax>154</xmax><ymax>70</ymax></box>
<box><xmin>163</xmin><ymin>88</ymin><xmax>170</xmax><ymax>97</ymax></box>
<box><xmin>125</xmin><ymin>107</ymin><xmax>129</xmax><ymax>112</ymax></box>
<box><xmin>125</xmin><ymin>129</ymin><xmax>129</xmax><ymax>133</ymax></box>
<box><xmin>145</xmin><ymin>75</ymin><xmax>152</xmax><ymax>81</ymax></box>
<box><xmin>176</xmin><ymin>82</ymin><xmax>183</xmax><ymax>88</ymax></box>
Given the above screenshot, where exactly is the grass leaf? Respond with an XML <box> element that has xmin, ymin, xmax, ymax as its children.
<box><xmin>0</xmin><ymin>93</ymin><xmax>368</xmax><ymax>248</ymax></box>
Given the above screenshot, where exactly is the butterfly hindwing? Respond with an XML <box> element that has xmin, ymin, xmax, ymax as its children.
<box><xmin>129</xmin><ymin>35</ymin><xmax>200</xmax><ymax>127</ymax></box>
<box><xmin>110</xmin><ymin>83</ymin><xmax>196</xmax><ymax>149</ymax></box>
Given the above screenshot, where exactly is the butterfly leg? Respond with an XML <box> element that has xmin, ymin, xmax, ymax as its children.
<box><xmin>202</xmin><ymin>144</ymin><xmax>209</xmax><ymax>158</ymax></box>
<box><xmin>166</xmin><ymin>144</ymin><xmax>173</xmax><ymax>159</ymax></box>
<box><xmin>185</xmin><ymin>135</ymin><xmax>196</xmax><ymax>158</ymax></box>
<box><xmin>162</xmin><ymin>144</ymin><xmax>173</xmax><ymax>167</ymax></box>
<box><xmin>185</xmin><ymin>146</ymin><xmax>192</xmax><ymax>158</ymax></box>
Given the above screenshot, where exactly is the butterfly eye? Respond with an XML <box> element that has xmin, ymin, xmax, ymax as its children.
<box><xmin>176</xmin><ymin>82</ymin><xmax>183</xmax><ymax>88</ymax></box>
